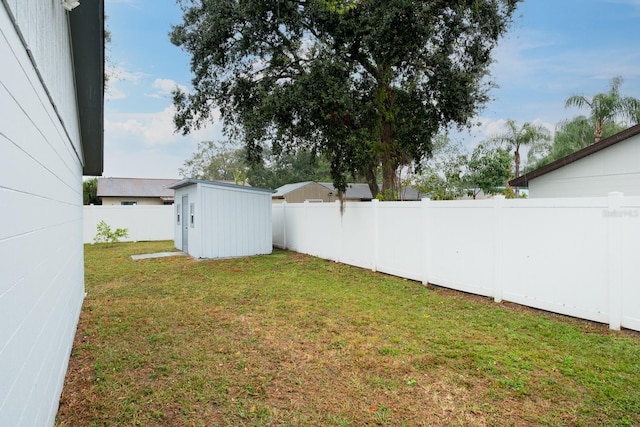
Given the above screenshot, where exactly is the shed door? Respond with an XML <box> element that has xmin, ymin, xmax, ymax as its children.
<box><xmin>181</xmin><ymin>195</ymin><xmax>189</xmax><ymax>253</ymax></box>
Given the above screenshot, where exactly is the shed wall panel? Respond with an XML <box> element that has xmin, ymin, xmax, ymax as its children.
<box><xmin>0</xmin><ymin>4</ymin><xmax>84</xmax><ymax>426</ymax></box>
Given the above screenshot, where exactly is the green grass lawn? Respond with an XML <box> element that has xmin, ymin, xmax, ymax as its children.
<box><xmin>57</xmin><ymin>241</ymin><xmax>640</xmax><ymax>426</ymax></box>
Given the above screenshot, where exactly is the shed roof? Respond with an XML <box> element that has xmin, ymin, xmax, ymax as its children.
<box><xmin>510</xmin><ymin>124</ymin><xmax>640</xmax><ymax>188</ymax></box>
<box><xmin>97</xmin><ymin>177</ymin><xmax>179</xmax><ymax>198</ymax></box>
<box><xmin>70</xmin><ymin>0</ymin><xmax>105</xmax><ymax>176</ymax></box>
<box><xmin>167</xmin><ymin>178</ymin><xmax>274</xmax><ymax>194</ymax></box>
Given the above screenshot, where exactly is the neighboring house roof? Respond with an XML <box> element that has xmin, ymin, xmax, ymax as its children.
<box><xmin>320</xmin><ymin>182</ymin><xmax>372</xmax><ymax>200</ymax></box>
<box><xmin>319</xmin><ymin>182</ymin><xmax>422</xmax><ymax>200</ymax></box>
<box><xmin>97</xmin><ymin>178</ymin><xmax>179</xmax><ymax>198</ymax></box>
<box><xmin>510</xmin><ymin>124</ymin><xmax>640</xmax><ymax>188</ymax></box>
<box><xmin>272</xmin><ymin>181</ymin><xmax>318</xmax><ymax>197</ymax></box>
<box><xmin>167</xmin><ymin>178</ymin><xmax>274</xmax><ymax>194</ymax></box>
<box><xmin>70</xmin><ymin>1</ymin><xmax>105</xmax><ymax>176</ymax></box>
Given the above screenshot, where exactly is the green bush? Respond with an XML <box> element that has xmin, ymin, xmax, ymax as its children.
<box><xmin>93</xmin><ymin>220</ymin><xmax>129</xmax><ymax>244</ymax></box>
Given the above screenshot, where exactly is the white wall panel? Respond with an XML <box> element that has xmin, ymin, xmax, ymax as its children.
<box><xmin>340</xmin><ymin>203</ymin><xmax>375</xmax><ymax>270</ymax></box>
<box><xmin>0</xmin><ymin>3</ymin><xmax>85</xmax><ymax>426</ymax></box>
<box><xmin>428</xmin><ymin>200</ymin><xmax>496</xmax><ymax>297</ymax></box>
<box><xmin>83</xmin><ymin>205</ymin><xmax>175</xmax><ymax>243</ymax></box>
<box><xmin>6</xmin><ymin>0</ymin><xmax>82</xmax><ymax>153</ymax></box>
<box><xmin>502</xmin><ymin>199</ymin><xmax>609</xmax><ymax>323</ymax></box>
<box><xmin>620</xmin><ymin>197</ymin><xmax>640</xmax><ymax>330</ymax></box>
<box><xmin>376</xmin><ymin>201</ymin><xmax>424</xmax><ymax>281</ymax></box>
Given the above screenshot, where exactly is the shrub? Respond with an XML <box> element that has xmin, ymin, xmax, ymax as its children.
<box><xmin>93</xmin><ymin>220</ymin><xmax>129</xmax><ymax>244</ymax></box>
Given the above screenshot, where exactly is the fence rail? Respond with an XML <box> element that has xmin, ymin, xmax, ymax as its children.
<box><xmin>273</xmin><ymin>194</ymin><xmax>640</xmax><ymax>331</ymax></box>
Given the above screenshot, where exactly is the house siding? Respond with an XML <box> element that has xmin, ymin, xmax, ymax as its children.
<box><xmin>273</xmin><ymin>182</ymin><xmax>335</xmax><ymax>203</ymax></box>
<box><xmin>529</xmin><ymin>134</ymin><xmax>640</xmax><ymax>198</ymax></box>
<box><xmin>101</xmin><ymin>196</ymin><xmax>169</xmax><ymax>206</ymax></box>
<box><xmin>0</xmin><ymin>3</ymin><xmax>85</xmax><ymax>427</ymax></box>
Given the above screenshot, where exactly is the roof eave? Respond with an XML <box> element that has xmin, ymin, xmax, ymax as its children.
<box><xmin>70</xmin><ymin>0</ymin><xmax>105</xmax><ymax>176</ymax></box>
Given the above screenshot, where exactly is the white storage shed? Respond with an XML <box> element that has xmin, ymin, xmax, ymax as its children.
<box><xmin>167</xmin><ymin>179</ymin><xmax>273</xmax><ymax>258</ymax></box>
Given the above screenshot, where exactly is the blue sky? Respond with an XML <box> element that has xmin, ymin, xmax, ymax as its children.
<box><xmin>101</xmin><ymin>0</ymin><xmax>640</xmax><ymax>178</ymax></box>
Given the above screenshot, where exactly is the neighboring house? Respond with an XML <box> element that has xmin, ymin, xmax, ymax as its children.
<box><xmin>0</xmin><ymin>1</ymin><xmax>104</xmax><ymax>426</ymax></box>
<box><xmin>274</xmin><ymin>181</ymin><xmax>423</xmax><ymax>203</ymax></box>
<box><xmin>168</xmin><ymin>179</ymin><xmax>273</xmax><ymax>259</ymax></box>
<box><xmin>272</xmin><ymin>181</ymin><xmax>335</xmax><ymax>203</ymax></box>
<box><xmin>97</xmin><ymin>177</ymin><xmax>179</xmax><ymax>205</ymax></box>
<box><xmin>510</xmin><ymin>124</ymin><xmax>640</xmax><ymax>198</ymax></box>
<box><xmin>320</xmin><ymin>182</ymin><xmax>422</xmax><ymax>201</ymax></box>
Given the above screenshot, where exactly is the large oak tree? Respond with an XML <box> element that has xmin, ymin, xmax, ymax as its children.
<box><xmin>171</xmin><ymin>0</ymin><xmax>520</xmax><ymax>198</ymax></box>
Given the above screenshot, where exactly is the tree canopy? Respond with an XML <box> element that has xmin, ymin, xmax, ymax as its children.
<box><xmin>83</xmin><ymin>178</ymin><xmax>100</xmax><ymax>205</ymax></box>
<box><xmin>525</xmin><ymin>116</ymin><xmax>626</xmax><ymax>172</ymax></box>
<box><xmin>412</xmin><ymin>136</ymin><xmax>511</xmax><ymax>200</ymax></box>
<box><xmin>180</xmin><ymin>141</ymin><xmax>248</xmax><ymax>183</ymax></box>
<box><xmin>171</xmin><ymin>0</ymin><xmax>520</xmax><ymax>199</ymax></box>
<box><xmin>565</xmin><ymin>76</ymin><xmax>640</xmax><ymax>143</ymax></box>
<box><xmin>180</xmin><ymin>140</ymin><xmax>331</xmax><ymax>190</ymax></box>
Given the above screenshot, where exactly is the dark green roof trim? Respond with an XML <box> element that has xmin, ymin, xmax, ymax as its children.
<box><xmin>70</xmin><ymin>0</ymin><xmax>105</xmax><ymax>176</ymax></box>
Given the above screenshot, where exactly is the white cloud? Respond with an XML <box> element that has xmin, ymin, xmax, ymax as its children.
<box><xmin>104</xmin><ymin>64</ymin><xmax>147</xmax><ymax>100</ymax></box>
<box><xmin>103</xmin><ymin>104</ymin><xmax>225</xmax><ymax>178</ymax></box>
<box><xmin>146</xmin><ymin>78</ymin><xmax>189</xmax><ymax>99</ymax></box>
<box><xmin>105</xmin><ymin>85</ymin><xmax>126</xmax><ymax>101</ymax></box>
<box><xmin>105</xmin><ymin>105</ymin><xmax>222</xmax><ymax>148</ymax></box>
<box><xmin>107</xmin><ymin>64</ymin><xmax>146</xmax><ymax>83</ymax></box>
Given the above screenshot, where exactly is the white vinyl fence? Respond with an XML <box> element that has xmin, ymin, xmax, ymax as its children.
<box><xmin>83</xmin><ymin>205</ymin><xmax>175</xmax><ymax>243</ymax></box>
<box><xmin>273</xmin><ymin>193</ymin><xmax>640</xmax><ymax>331</ymax></box>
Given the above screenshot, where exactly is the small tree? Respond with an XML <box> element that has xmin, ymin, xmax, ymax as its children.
<box><xmin>83</xmin><ymin>177</ymin><xmax>100</xmax><ymax>205</ymax></box>
<box><xmin>93</xmin><ymin>220</ymin><xmax>128</xmax><ymax>244</ymax></box>
<box><xmin>413</xmin><ymin>136</ymin><xmax>468</xmax><ymax>200</ymax></box>
<box><xmin>488</xmin><ymin>120</ymin><xmax>551</xmax><ymax>194</ymax></box>
<box><xmin>466</xmin><ymin>144</ymin><xmax>512</xmax><ymax>199</ymax></box>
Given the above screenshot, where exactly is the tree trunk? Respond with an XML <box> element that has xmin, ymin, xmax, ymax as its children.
<box><xmin>513</xmin><ymin>148</ymin><xmax>520</xmax><ymax>197</ymax></box>
<box><xmin>364</xmin><ymin>169</ymin><xmax>380</xmax><ymax>200</ymax></box>
<box><xmin>376</xmin><ymin>79</ymin><xmax>398</xmax><ymax>200</ymax></box>
<box><xmin>594</xmin><ymin>119</ymin><xmax>603</xmax><ymax>143</ymax></box>
<box><xmin>380</xmin><ymin>122</ymin><xmax>398</xmax><ymax>200</ymax></box>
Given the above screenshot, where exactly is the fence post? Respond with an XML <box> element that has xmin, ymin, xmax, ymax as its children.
<box><xmin>607</xmin><ymin>192</ymin><xmax>623</xmax><ymax>330</ymax></box>
<box><xmin>335</xmin><ymin>200</ymin><xmax>343</xmax><ymax>263</ymax></box>
<box><xmin>371</xmin><ymin>199</ymin><xmax>379</xmax><ymax>272</ymax></box>
<box><xmin>282</xmin><ymin>201</ymin><xmax>287</xmax><ymax>250</ymax></box>
<box><xmin>493</xmin><ymin>195</ymin><xmax>505</xmax><ymax>303</ymax></box>
<box><xmin>421</xmin><ymin>197</ymin><xmax>431</xmax><ymax>285</ymax></box>
<box><xmin>303</xmin><ymin>200</ymin><xmax>309</xmax><ymax>255</ymax></box>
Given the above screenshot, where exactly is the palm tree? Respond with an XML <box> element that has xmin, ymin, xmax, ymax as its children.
<box><xmin>565</xmin><ymin>76</ymin><xmax>640</xmax><ymax>143</ymax></box>
<box><xmin>489</xmin><ymin>119</ymin><xmax>551</xmax><ymax>182</ymax></box>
